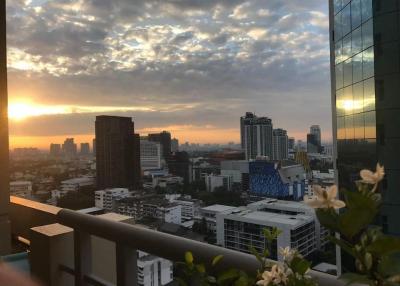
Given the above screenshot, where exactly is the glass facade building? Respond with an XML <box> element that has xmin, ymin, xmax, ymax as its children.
<box><xmin>330</xmin><ymin>0</ymin><xmax>400</xmax><ymax>235</ymax></box>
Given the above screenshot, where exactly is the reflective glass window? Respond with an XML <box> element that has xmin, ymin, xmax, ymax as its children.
<box><xmin>352</xmin><ymin>27</ymin><xmax>362</xmax><ymax>56</ymax></box>
<box><xmin>364</xmin><ymin>78</ymin><xmax>375</xmax><ymax>112</ymax></box>
<box><xmin>334</xmin><ymin>0</ymin><xmax>342</xmax><ymax>15</ymax></box>
<box><xmin>343</xmin><ymin>34</ymin><xmax>352</xmax><ymax>60</ymax></box>
<box><xmin>362</xmin><ymin>19</ymin><xmax>373</xmax><ymax>49</ymax></box>
<box><xmin>343</xmin><ymin>58</ymin><xmax>353</xmax><ymax>87</ymax></box>
<box><xmin>363</xmin><ymin>47</ymin><xmax>374</xmax><ymax>79</ymax></box>
<box><xmin>343</xmin><ymin>86</ymin><xmax>354</xmax><ymax>115</ymax></box>
<box><xmin>345</xmin><ymin>115</ymin><xmax>355</xmax><ymax>140</ymax></box>
<box><xmin>336</xmin><ymin>63</ymin><xmax>344</xmax><ymax>89</ymax></box>
<box><xmin>343</xmin><ymin>0</ymin><xmax>351</xmax><ymax>7</ymax></box>
<box><xmin>364</xmin><ymin>111</ymin><xmax>376</xmax><ymax>139</ymax></box>
<box><xmin>337</xmin><ymin>117</ymin><xmax>345</xmax><ymax>140</ymax></box>
<box><xmin>336</xmin><ymin>89</ymin><xmax>345</xmax><ymax>116</ymax></box>
<box><xmin>361</xmin><ymin>0</ymin><xmax>372</xmax><ymax>23</ymax></box>
<box><xmin>335</xmin><ymin>13</ymin><xmax>343</xmax><ymax>41</ymax></box>
<box><xmin>351</xmin><ymin>0</ymin><xmax>362</xmax><ymax>29</ymax></box>
<box><xmin>352</xmin><ymin>52</ymin><xmax>363</xmax><ymax>83</ymax></box>
<box><xmin>342</xmin><ymin>4</ymin><xmax>351</xmax><ymax>36</ymax></box>
<box><xmin>353</xmin><ymin>82</ymin><xmax>364</xmax><ymax>113</ymax></box>
<box><xmin>335</xmin><ymin>40</ymin><xmax>343</xmax><ymax>64</ymax></box>
<box><xmin>354</xmin><ymin>113</ymin><xmax>365</xmax><ymax>139</ymax></box>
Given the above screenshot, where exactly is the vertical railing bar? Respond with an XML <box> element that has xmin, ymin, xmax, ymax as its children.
<box><xmin>74</xmin><ymin>230</ymin><xmax>92</xmax><ymax>286</ymax></box>
<box><xmin>116</xmin><ymin>244</ymin><xmax>138</xmax><ymax>286</ymax></box>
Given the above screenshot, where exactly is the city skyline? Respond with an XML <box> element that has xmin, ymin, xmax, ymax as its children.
<box><xmin>7</xmin><ymin>0</ymin><xmax>331</xmax><ymax>148</ymax></box>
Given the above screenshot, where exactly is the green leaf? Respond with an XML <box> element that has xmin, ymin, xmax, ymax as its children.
<box><xmin>338</xmin><ymin>190</ymin><xmax>378</xmax><ymax>239</ymax></box>
<box><xmin>328</xmin><ymin>235</ymin><xmax>356</xmax><ymax>258</ymax></box>
<box><xmin>196</xmin><ymin>263</ymin><xmax>206</xmax><ymax>273</ymax></box>
<box><xmin>367</xmin><ymin>236</ymin><xmax>400</xmax><ymax>256</ymax></box>
<box><xmin>339</xmin><ymin>273</ymin><xmax>375</xmax><ymax>286</ymax></box>
<box><xmin>217</xmin><ymin>268</ymin><xmax>239</xmax><ymax>284</ymax></box>
<box><xmin>316</xmin><ymin>208</ymin><xmax>340</xmax><ymax>232</ymax></box>
<box><xmin>233</xmin><ymin>274</ymin><xmax>250</xmax><ymax>286</ymax></box>
<box><xmin>290</xmin><ymin>256</ymin><xmax>311</xmax><ymax>275</ymax></box>
<box><xmin>379</xmin><ymin>252</ymin><xmax>400</xmax><ymax>277</ymax></box>
<box><xmin>185</xmin><ymin>251</ymin><xmax>194</xmax><ymax>264</ymax></box>
<box><xmin>212</xmin><ymin>255</ymin><xmax>223</xmax><ymax>267</ymax></box>
<box><xmin>249</xmin><ymin>246</ymin><xmax>263</xmax><ymax>265</ymax></box>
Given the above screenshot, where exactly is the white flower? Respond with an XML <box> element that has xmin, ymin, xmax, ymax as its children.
<box><xmin>360</xmin><ymin>163</ymin><xmax>385</xmax><ymax>185</ymax></box>
<box><xmin>304</xmin><ymin>185</ymin><xmax>345</xmax><ymax>209</ymax></box>
<box><xmin>257</xmin><ymin>265</ymin><xmax>288</xmax><ymax>286</ymax></box>
<box><xmin>279</xmin><ymin>247</ymin><xmax>295</xmax><ymax>262</ymax></box>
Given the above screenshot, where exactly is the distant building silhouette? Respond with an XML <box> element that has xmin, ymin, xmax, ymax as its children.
<box><xmin>95</xmin><ymin>116</ymin><xmax>141</xmax><ymax>189</ymax></box>
<box><xmin>50</xmin><ymin>143</ymin><xmax>62</xmax><ymax>157</ymax></box>
<box><xmin>80</xmin><ymin>143</ymin><xmax>90</xmax><ymax>156</ymax></box>
<box><xmin>272</xmin><ymin>129</ymin><xmax>288</xmax><ymax>160</ymax></box>
<box><xmin>62</xmin><ymin>138</ymin><xmax>77</xmax><ymax>157</ymax></box>
<box><xmin>148</xmin><ymin>131</ymin><xmax>171</xmax><ymax>159</ymax></box>
<box><xmin>171</xmin><ymin>138</ymin><xmax>179</xmax><ymax>153</ymax></box>
<box><xmin>241</xmin><ymin>112</ymin><xmax>273</xmax><ymax>160</ymax></box>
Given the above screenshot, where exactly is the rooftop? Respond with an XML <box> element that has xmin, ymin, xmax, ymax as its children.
<box><xmin>201</xmin><ymin>204</ymin><xmax>236</xmax><ymax>213</ymax></box>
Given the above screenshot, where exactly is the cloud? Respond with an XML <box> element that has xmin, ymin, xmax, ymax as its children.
<box><xmin>6</xmin><ymin>0</ymin><xmax>332</xmax><ymax>144</ymax></box>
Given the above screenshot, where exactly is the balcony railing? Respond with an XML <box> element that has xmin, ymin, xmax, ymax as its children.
<box><xmin>8</xmin><ymin>196</ymin><xmax>342</xmax><ymax>286</ymax></box>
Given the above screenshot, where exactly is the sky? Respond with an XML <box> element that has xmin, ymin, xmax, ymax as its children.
<box><xmin>6</xmin><ymin>0</ymin><xmax>332</xmax><ymax>149</ymax></box>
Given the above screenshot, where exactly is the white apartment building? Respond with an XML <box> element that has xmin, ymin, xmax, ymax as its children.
<box><xmin>246</xmin><ymin>199</ymin><xmax>329</xmax><ymax>250</ymax></box>
<box><xmin>205</xmin><ymin>174</ymin><xmax>233</xmax><ymax>192</ymax></box>
<box><xmin>140</xmin><ymin>140</ymin><xmax>163</xmax><ymax>170</ymax></box>
<box><xmin>10</xmin><ymin>181</ymin><xmax>32</xmax><ymax>198</ymax></box>
<box><xmin>216</xmin><ymin>207</ymin><xmax>316</xmax><ymax>262</ymax></box>
<box><xmin>143</xmin><ymin>201</ymin><xmax>182</xmax><ymax>224</ymax></box>
<box><xmin>170</xmin><ymin>197</ymin><xmax>201</xmax><ymax>222</ymax></box>
<box><xmin>137</xmin><ymin>252</ymin><xmax>173</xmax><ymax>286</ymax></box>
<box><xmin>61</xmin><ymin>177</ymin><xmax>95</xmax><ymax>192</ymax></box>
<box><xmin>95</xmin><ymin>188</ymin><xmax>130</xmax><ymax>211</ymax></box>
<box><xmin>196</xmin><ymin>205</ymin><xmax>237</xmax><ymax>236</ymax></box>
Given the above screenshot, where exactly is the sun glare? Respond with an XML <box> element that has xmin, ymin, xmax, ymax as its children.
<box><xmin>8</xmin><ymin>102</ymin><xmax>68</xmax><ymax>121</ymax></box>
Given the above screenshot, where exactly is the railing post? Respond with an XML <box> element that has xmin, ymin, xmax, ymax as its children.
<box><xmin>0</xmin><ymin>0</ymin><xmax>11</xmax><ymax>255</ymax></box>
<box><xmin>116</xmin><ymin>245</ymin><xmax>137</xmax><ymax>286</ymax></box>
<box><xmin>74</xmin><ymin>231</ymin><xmax>92</xmax><ymax>286</ymax></box>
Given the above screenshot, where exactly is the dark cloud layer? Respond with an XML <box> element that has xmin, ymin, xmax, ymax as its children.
<box><xmin>6</xmin><ymin>0</ymin><xmax>331</xmax><ymax>143</ymax></box>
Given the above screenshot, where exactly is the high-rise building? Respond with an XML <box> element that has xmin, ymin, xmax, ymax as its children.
<box><xmin>92</xmin><ymin>138</ymin><xmax>96</xmax><ymax>155</ymax></box>
<box><xmin>240</xmin><ymin>112</ymin><xmax>256</xmax><ymax>149</ymax></box>
<box><xmin>62</xmin><ymin>138</ymin><xmax>77</xmax><ymax>157</ymax></box>
<box><xmin>241</xmin><ymin>113</ymin><xmax>273</xmax><ymax>160</ymax></box>
<box><xmin>49</xmin><ymin>143</ymin><xmax>61</xmax><ymax>157</ymax></box>
<box><xmin>330</xmin><ymin>0</ymin><xmax>400</xmax><ymax>234</ymax></box>
<box><xmin>95</xmin><ymin>116</ymin><xmax>141</xmax><ymax>189</ymax></box>
<box><xmin>148</xmin><ymin>131</ymin><xmax>171</xmax><ymax>160</ymax></box>
<box><xmin>307</xmin><ymin>133</ymin><xmax>320</xmax><ymax>154</ymax></box>
<box><xmin>140</xmin><ymin>139</ymin><xmax>162</xmax><ymax>170</ymax></box>
<box><xmin>171</xmin><ymin>138</ymin><xmax>179</xmax><ymax>153</ymax></box>
<box><xmin>80</xmin><ymin>143</ymin><xmax>90</xmax><ymax>156</ymax></box>
<box><xmin>167</xmin><ymin>151</ymin><xmax>192</xmax><ymax>185</ymax></box>
<box><xmin>288</xmin><ymin>137</ymin><xmax>295</xmax><ymax>150</ymax></box>
<box><xmin>310</xmin><ymin>125</ymin><xmax>322</xmax><ymax>146</ymax></box>
<box><xmin>272</xmin><ymin>128</ymin><xmax>288</xmax><ymax>160</ymax></box>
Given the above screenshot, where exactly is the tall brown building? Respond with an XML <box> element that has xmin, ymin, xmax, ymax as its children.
<box><xmin>95</xmin><ymin>116</ymin><xmax>141</xmax><ymax>189</ymax></box>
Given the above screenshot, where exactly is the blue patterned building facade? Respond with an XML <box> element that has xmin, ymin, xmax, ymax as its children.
<box><xmin>249</xmin><ymin>161</ymin><xmax>306</xmax><ymax>201</ymax></box>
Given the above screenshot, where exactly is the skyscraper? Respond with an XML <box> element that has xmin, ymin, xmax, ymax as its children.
<box><xmin>310</xmin><ymin>125</ymin><xmax>322</xmax><ymax>146</ymax></box>
<box><xmin>241</xmin><ymin>113</ymin><xmax>273</xmax><ymax>160</ymax></box>
<box><xmin>240</xmin><ymin>112</ymin><xmax>256</xmax><ymax>149</ymax></box>
<box><xmin>307</xmin><ymin>133</ymin><xmax>320</xmax><ymax>154</ymax></box>
<box><xmin>80</xmin><ymin>143</ymin><xmax>90</xmax><ymax>156</ymax></box>
<box><xmin>330</xmin><ymin>0</ymin><xmax>400</xmax><ymax>234</ymax></box>
<box><xmin>148</xmin><ymin>131</ymin><xmax>171</xmax><ymax>160</ymax></box>
<box><xmin>171</xmin><ymin>138</ymin><xmax>179</xmax><ymax>153</ymax></box>
<box><xmin>140</xmin><ymin>139</ymin><xmax>162</xmax><ymax>170</ymax></box>
<box><xmin>62</xmin><ymin>138</ymin><xmax>77</xmax><ymax>157</ymax></box>
<box><xmin>272</xmin><ymin>129</ymin><xmax>288</xmax><ymax>161</ymax></box>
<box><xmin>95</xmin><ymin>116</ymin><xmax>141</xmax><ymax>189</ymax></box>
<box><xmin>50</xmin><ymin>143</ymin><xmax>61</xmax><ymax>157</ymax></box>
<box><xmin>92</xmin><ymin>138</ymin><xmax>96</xmax><ymax>155</ymax></box>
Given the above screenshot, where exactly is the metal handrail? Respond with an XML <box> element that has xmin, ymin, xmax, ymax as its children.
<box><xmin>57</xmin><ymin>208</ymin><xmax>342</xmax><ymax>286</ymax></box>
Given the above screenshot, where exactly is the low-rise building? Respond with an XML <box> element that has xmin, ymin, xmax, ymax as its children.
<box><xmin>95</xmin><ymin>188</ymin><xmax>131</xmax><ymax>211</ymax></box>
<box><xmin>143</xmin><ymin>200</ymin><xmax>182</xmax><ymax>224</ymax></box>
<box><xmin>216</xmin><ymin>206</ymin><xmax>316</xmax><ymax>261</ymax></box>
<box><xmin>61</xmin><ymin>177</ymin><xmax>95</xmax><ymax>192</ymax></box>
<box><xmin>196</xmin><ymin>205</ymin><xmax>237</xmax><ymax>237</ymax></box>
<box><xmin>220</xmin><ymin>160</ymin><xmax>249</xmax><ymax>191</ymax></box>
<box><xmin>137</xmin><ymin>251</ymin><xmax>173</xmax><ymax>286</ymax></box>
<box><xmin>205</xmin><ymin>174</ymin><xmax>233</xmax><ymax>192</ymax></box>
<box><xmin>10</xmin><ymin>181</ymin><xmax>32</xmax><ymax>198</ymax></box>
<box><xmin>169</xmin><ymin>196</ymin><xmax>202</xmax><ymax>222</ymax></box>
